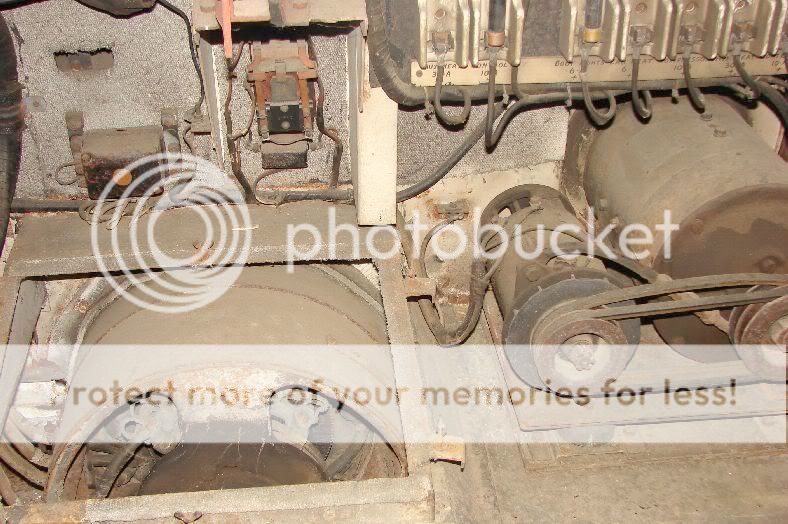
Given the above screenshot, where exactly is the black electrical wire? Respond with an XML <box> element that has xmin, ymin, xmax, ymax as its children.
<box><xmin>397</xmin><ymin>103</ymin><xmax>502</xmax><ymax>203</ymax></box>
<box><xmin>733</xmin><ymin>54</ymin><xmax>762</xmax><ymax>98</ymax></box>
<box><xmin>307</xmin><ymin>37</ymin><xmax>344</xmax><ymax>188</ymax></box>
<box><xmin>484</xmin><ymin>51</ymin><xmax>505</xmax><ymax>149</ymax></box>
<box><xmin>399</xmin><ymin>81</ymin><xmax>637</xmax><ymax>204</ymax></box>
<box><xmin>510</xmin><ymin>65</ymin><xmax>527</xmax><ymax>100</ymax></box>
<box><xmin>410</xmin><ymin>219</ymin><xmax>488</xmax><ymax>347</ymax></box>
<box><xmin>682</xmin><ymin>54</ymin><xmax>705</xmax><ymax>112</ymax></box>
<box><xmin>158</xmin><ymin>0</ymin><xmax>205</xmax><ymax>114</ymax></box>
<box><xmin>733</xmin><ymin>54</ymin><xmax>788</xmax><ymax>127</ymax></box>
<box><xmin>756</xmin><ymin>81</ymin><xmax>788</xmax><ymax>127</ymax></box>
<box><xmin>224</xmin><ymin>42</ymin><xmax>255</xmax><ymax>202</ymax></box>
<box><xmin>581</xmin><ymin>80</ymin><xmax>617</xmax><ymax>125</ymax></box>
<box><xmin>433</xmin><ymin>63</ymin><xmax>472</xmax><ymax>126</ymax></box>
<box><xmin>630</xmin><ymin>50</ymin><xmax>652</xmax><ymax>120</ymax></box>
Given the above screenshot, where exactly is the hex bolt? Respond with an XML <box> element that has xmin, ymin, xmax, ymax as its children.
<box><xmin>111</xmin><ymin>168</ymin><xmax>133</xmax><ymax>187</ymax></box>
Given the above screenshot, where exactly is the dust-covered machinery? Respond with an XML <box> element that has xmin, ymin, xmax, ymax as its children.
<box><xmin>0</xmin><ymin>0</ymin><xmax>786</xmax><ymax>520</ymax></box>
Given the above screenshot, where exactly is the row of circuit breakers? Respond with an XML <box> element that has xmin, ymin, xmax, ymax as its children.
<box><xmin>417</xmin><ymin>0</ymin><xmax>787</xmax><ymax>68</ymax></box>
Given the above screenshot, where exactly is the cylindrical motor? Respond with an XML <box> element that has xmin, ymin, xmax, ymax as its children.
<box><xmin>485</xmin><ymin>185</ymin><xmax>640</xmax><ymax>394</ymax></box>
<box><xmin>574</xmin><ymin>96</ymin><xmax>788</xmax><ymax>361</ymax></box>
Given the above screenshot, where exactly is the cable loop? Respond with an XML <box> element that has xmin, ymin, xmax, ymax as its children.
<box><xmin>682</xmin><ymin>50</ymin><xmax>706</xmax><ymax>112</ymax></box>
<box><xmin>630</xmin><ymin>49</ymin><xmax>653</xmax><ymax>120</ymax></box>
<box><xmin>580</xmin><ymin>72</ymin><xmax>617</xmax><ymax>126</ymax></box>
<box><xmin>433</xmin><ymin>62</ymin><xmax>473</xmax><ymax>126</ymax></box>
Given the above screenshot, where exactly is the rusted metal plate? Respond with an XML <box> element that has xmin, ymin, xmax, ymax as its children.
<box><xmin>81</xmin><ymin>126</ymin><xmax>165</xmax><ymax>199</ymax></box>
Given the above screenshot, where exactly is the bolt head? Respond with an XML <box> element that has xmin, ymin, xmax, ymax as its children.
<box><xmin>111</xmin><ymin>168</ymin><xmax>133</xmax><ymax>187</ymax></box>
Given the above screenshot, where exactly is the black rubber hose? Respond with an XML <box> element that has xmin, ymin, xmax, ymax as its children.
<box><xmin>365</xmin><ymin>0</ymin><xmax>499</xmax><ymax>105</ymax></box>
<box><xmin>0</xmin><ymin>13</ymin><xmax>22</xmax><ymax>260</ymax></box>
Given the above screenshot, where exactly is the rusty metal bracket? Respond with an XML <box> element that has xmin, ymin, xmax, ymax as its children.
<box><xmin>404</xmin><ymin>277</ymin><xmax>437</xmax><ymax>299</ymax></box>
<box><xmin>431</xmin><ymin>429</ymin><xmax>466</xmax><ymax>470</ymax></box>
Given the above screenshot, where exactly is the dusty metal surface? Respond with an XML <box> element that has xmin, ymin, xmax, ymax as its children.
<box><xmin>0</xmin><ymin>278</ymin><xmax>44</xmax><ymax>431</ymax></box>
<box><xmin>9</xmin><ymin>473</ymin><xmax>434</xmax><ymax>523</ymax></box>
<box><xmin>578</xmin><ymin>96</ymin><xmax>788</xmax><ymax>350</ymax></box>
<box><xmin>6</xmin><ymin>0</ymin><xmax>205</xmax><ymax>199</ymax></box>
<box><xmin>375</xmin><ymin>255</ymin><xmax>434</xmax><ymax>472</ymax></box>
<box><xmin>5</xmin><ymin>202</ymin><xmax>395</xmax><ymax>277</ymax></box>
